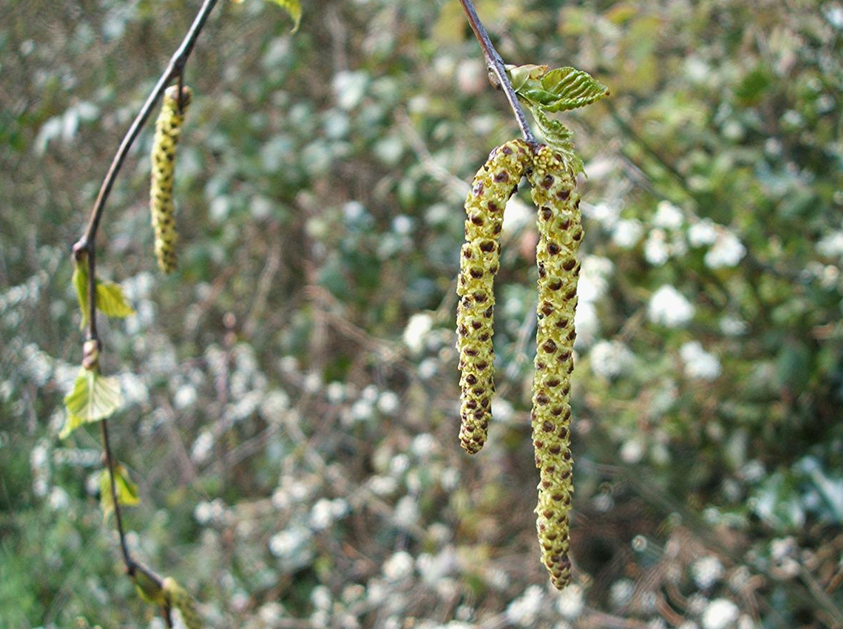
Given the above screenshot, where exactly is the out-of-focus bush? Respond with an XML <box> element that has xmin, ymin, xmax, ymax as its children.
<box><xmin>1</xmin><ymin>0</ymin><xmax>842</xmax><ymax>627</ymax></box>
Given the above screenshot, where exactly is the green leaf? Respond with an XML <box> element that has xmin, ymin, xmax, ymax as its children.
<box><xmin>60</xmin><ymin>368</ymin><xmax>123</xmax><ymax>438</ymax></box>
<box><xmin>99</xmin><ymin>464</ymin><xmax>140</xmax><ymax>522</ymax></box>
<box><xmin>539</xmin><ymin>67</ymin><xmax>610</xmax><ymax>112</ymax></box>
<box><xmin>72</xmin><ymin>259</ymin><xmax>135</xmax><ymax>329</ymax></box>
<box><xmin>507</xmin><ymin>64</ymin><xmax>548</xmax><ymax>92</ymax></box>
<box><xmin>264</xmin><ymin>0</ymin><xmax>301</xmax><ymax>32</ymax></box>
<box><xmin>528</xmin><ymin>105</ymin><xmax>584</xmax><ymax>175</ymax></box>
<box><xmin>96</xmin><ymin>281</ymin><xmax>135</xmax><ymax>318</ymax></box>
<box><xmin>72</xmin><ymin>259</ymin><xmax>90</xmax><ymax>330</ymax></box>
<box><xmin>506</xmin><ymin>64</ymin><xmax>608</xmax><ymax>175</ymax></box>
<box><xmin>507</xmin><ymin>64</ymin><xmax>609</xmax><ymax>113</ymax></box>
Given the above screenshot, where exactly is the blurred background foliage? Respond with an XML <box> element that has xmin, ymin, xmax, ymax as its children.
<box><xmin>1</xmin><ymin>0</ymin><xmax>843</xmax><ymax>627</ymax></box>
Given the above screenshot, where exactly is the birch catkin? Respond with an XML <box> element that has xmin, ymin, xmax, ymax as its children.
<box><xmin>527</xmin><ymin>145</ymin><xmax>583</xmax><ymax>590</ymax></box>
<box><xmin>150</xmin><ymin>85</ymin><xmax>192</xmax><ymax>274</ymax></box>
<box><xmin>456</xmin><ymin>139</ymin><xmax>531</xmax><ymax>454</ymax></box>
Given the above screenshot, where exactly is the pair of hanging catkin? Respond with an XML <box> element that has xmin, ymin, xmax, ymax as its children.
<box><xmin>457</xmin><ymin>140</ymin><xmax>582</xmax><ymax>590</ymax></box>
<box><xmin>149</xmin><ymin>84</ymin><xmax>192</xmax><ymax>273</ymax></box>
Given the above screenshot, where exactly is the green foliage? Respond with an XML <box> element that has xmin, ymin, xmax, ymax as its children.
<box><xmin>509</xmin><ymin>64</ymin><xmax>609</xmax><ymax>113</ymax></box>
<box><xmin>98</xmin><ymin>464</ymin><xmax>140</xmax><ymax>522</ymax></box>
<box><xmin>60</xmin><ymin>368</ymin><xmax>123</xmax><ymax>438</ymax></box>
<box><xmin>508</xmin><ymin>63</ymin><xmax>609</xmax><ymax>173</ymax></box>
<box><xmin>72</xmin><ymin>259</ymin><xmax>135</xmax><ymax>329</ymax></box>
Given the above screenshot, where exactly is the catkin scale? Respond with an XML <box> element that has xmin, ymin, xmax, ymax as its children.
<box><xmin>527</xmin><ymin>145</ymin><xmax>582</xmax><ymax>590</ymax></box>
<box><xmin>456</xmin><ymin>139</ymin><xmax>531</xmax><ymax>454</ymax></box>
<box><xmin>150</xmin><ymin>85</ymin><xmax>192</xmax><ymax>274</ymax></box>
<box><xmin>163</xmin><ymin>577</ymin><xmax>201</xmax><ymax>629</ymax></box>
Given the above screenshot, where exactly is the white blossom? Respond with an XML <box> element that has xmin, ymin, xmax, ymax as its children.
<box><xmin>191</xmin><ymin>431</ymin><xmax>215</xmax><ymax>463</ymax></box>
<box><xmin>817</xmin><ymin>230</ymin><xmax>843</xmax><ymax>258</ymax></box>
<box><xmin>392</xmin><ymin>215</ymin><xmax>414</xmax><ymax>235</ymax></box>
<box><xmin>418</xmin><ymin>358</ymin><xmax>438</xmax><ymax>379</ymax></box>
<box><xmin>403</xmin><ymin>313</ymin><xmax>434</xmax><ymax>355</ymax></box>
<box><xmin>612</xmin><ymin>219</ymin><xmax>644</xmax><ymax>248</ymax></box>
<box><xmin>620</xmin><ymin>438</ymin><xmax>645</xmax><ymax>464</ymax></box>
<box><xmin>574</xmin><ymin>300</ymin><xmax>600</xmax><ymax>347</ymax></box>
<box><xmin>393</xmin><ymin>495</ymin><xmax>420</xmax><ymax>529</ymax></box>
<box><xmin>653</xmin><ymin>201</ymin><xmax>684</xmax><ymax>230</ymax></box>
<box><xmin>609</xmin><ymin>579</ymin><xmax>634</xmax><ymax>608</ymax></box>
<box><xmin>688</xmin><ymin>219</ymin><xmax>718</xmax><ymax>247</ymax></box>
<box><xmin>307</xmin><ymin>502</ymin><xmax>331</xmax><ymax>532</ymax></box>
<box><xmin>411</xmin><ymin>433</ymin><xmax>436</xmax><ymax>458</ymax></box>
<box><xmin>584</xmin><ymin>202</ymin><xmax>620</xmax><ymax>229</ymax></box>
<box><xmin>377</xmin><ymin>391</ymin><xmax>400</xmax><ymax>415</ymax></box>
<box><xmin>311</xmin><ymin>585</ymin><xmax>332</xmax><ymax>610</ymax></box>
<box><xmin>590</xmin><ymin>340</ymin><xmax>635</xmax><ymax>379</ymax></box>
<box><xmin>173</xmin><ymin>384</ymin><xmax>198</xmax><ymax>409</ymax></box>
<box><xmin>648</xmin><ymin>285</ymin><xmax>695</xmax><ymax>327</ymax></box>
<box><xmin>48</xmin><ymin>486</ymin><xmax>69</xmax><ymax>511</ymax></box>
<box><xmin>556</xmin><ymin>583</ymin><xmax>584</xmax><ymax>619</ymax></box>
<box><xmin>680</xmin><ymin>342</ymin><xmax>722</xmax><ymax>380</ymax></box>
<box><xmin>720</xmin><ymin>315</ymin><xmax>748</xmax><ymax>336</ymax></box>
<box><xmin>269</xmin><ymin>526</ymin><xmax>312</xmax><ymax>559</ymax></box>
<box><xmin>506</xmin><ymin>585</ymin><xmax>544</xmax><ymax>626</ymax></box>
<box><xmin>369</xmin><ymin>475</ymin><xmax>398</xmax><ymax>496</ymax></box>
<box><xmin>578</xmin><ymin>256</ymin><xmax>613</xmax><ymax>303</ymax></box>
<box><xmin>644</xmin><ymin>229</ymin><xmax>671</xmax><ymax>266</ymax></box>
<box><xmin>691</xmin><ymin>556</ymin><xmax>725</xmax><ymax>589</ymax></box>
<box><xmin>705</xmin><ymin>231</ymin><xmax>745</xmax><ymax>269</ymax></box>
<box><xmin>383</xmin><ymin>551</ymin><xmax>414</xmax><ymax>581</ymax></box>
<box><xmin>701</xmin><ymin>599</ymin><xmax>740</xmax><ymax>629</ymax></box>
<box><xmin>326</xmin><ymin>382</ymin><xmax>345</xmax><ymax>404</ymax></box>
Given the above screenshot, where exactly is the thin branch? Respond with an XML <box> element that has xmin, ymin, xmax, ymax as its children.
<box><xmin>73</xmin><ymin>0</ymin><xmax>220</xmax><ymax>343</ymax></box>
<box><xmin>73</xmin><ymin>0</ymin><xmax>220</xmax><ymax>599</ymax></box>
<box><xmin>458</xmin><ymin>0</ymin><xmax>537</xmax><ymax>147</ymax></box>
<box><xmin>100</xmin><ymin>420</ymin><xmax>132</xmax><ymax>569</ymax></box>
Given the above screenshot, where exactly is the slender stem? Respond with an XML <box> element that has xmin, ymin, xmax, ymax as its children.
<box><xmin>458</xmin><ymin>0</ymin><xmax>537</xmax><ymax>147</ymax></box>
<box><xmin>100</xmin><ymin>420</ymin><xmax>132</xmax><ymax>569</ymax></box>
<box><xmin>101</xmin><ymin>412</ymin><xmax>167</xmax><ymax>592</ymax></box>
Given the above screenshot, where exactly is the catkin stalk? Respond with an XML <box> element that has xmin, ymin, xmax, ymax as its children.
<box><xmin>150</xmin><ymin>85</ymin><xmax>192</xmax><ymax>274</ymax></box>
<box><xmin>527</xmin><ymin>145</ymin><xmax>583</xmax><ymax>590</ymax></box>
<box><xmin>456</xmin><ymin>139</ymin><xmax>531</xmax><ymax>454</ymax></box>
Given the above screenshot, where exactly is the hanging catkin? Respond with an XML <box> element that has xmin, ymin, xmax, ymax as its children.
<box><xmin>163</xmin><ymin>577</ymin><xmax>201</xmax><ymax>629</ymax></box>
<box><xmin>456</xmin><ymin>139</ymin><xmax>531</xmax><ymax>454</ymax></box>
<box><xmin>150</xmin><ymin>85</ymin><xmax>192</xmax><ymax>274</ymax></box>
<box><xmin>527</xmin><ymin>145</ymin><xmax>583</xmax><ymax>590</ymax></box>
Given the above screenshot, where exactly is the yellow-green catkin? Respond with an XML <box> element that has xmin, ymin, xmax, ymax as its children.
<box><xmin>163</xmin><ymin>577</ymin><xmax>201</xmax><ymax>629</ymax></box>
<box><xmin>456</xmin><ymin>139</ymin><xmax>531</xmax><ymax>454</ymax></box>
<box><xmin>150</xmin><ymin>85</ymin><xmax>192</xmax><ymax>274</ymax></box>
<box><xmin>528</xmin><ymin>145</ymin><xmax>583</xmax><ymax>590</ymax></box>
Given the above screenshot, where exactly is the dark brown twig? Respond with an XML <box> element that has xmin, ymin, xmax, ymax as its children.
<box><xmin>458</xmin><ymin>0</ymin><xmax>537</xmax><ymax>147</ymax></box>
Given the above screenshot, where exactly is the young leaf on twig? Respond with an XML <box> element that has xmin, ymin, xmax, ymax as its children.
<box><xmin>60</xmin><ymin>368</ymin><xmax>123</xmax><ymax>438</ymax></box>
<box><xmin>99</xmin><ymin>463</ymin><xmax>140</xmax><ymax>522</ymax></box>
<box><xmin>72</xmin><ymin>259</ymin><xmax>135</xmax><ymax>329</ymax></box>
<box><xmin>507</xmin><ymin>64</ymin><xmax>609</xmax><ymax>174</ymax></box>
<box><xmin>508</xmin><ymin>64</ymin><xmax>609</xmax><ymax>112</ymax></box>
